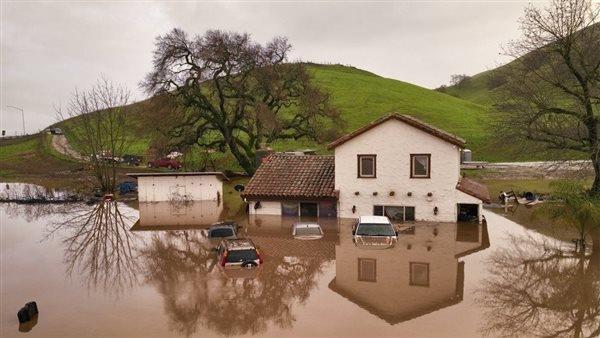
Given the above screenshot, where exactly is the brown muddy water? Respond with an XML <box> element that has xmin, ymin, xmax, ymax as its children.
<box><xmin>1</xmin><ymin>199</ymin><xmax>598</xmax><ymax>337</ymax></box>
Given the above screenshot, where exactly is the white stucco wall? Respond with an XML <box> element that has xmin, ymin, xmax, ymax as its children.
<box><xmin>334</xmin><ymin>118</ymin><xmax>480</xmax><ymax>222</ymax></box>
<box><xmin>137</xmin><ymin>175</ymin><xmax>223</xmax><ymax>202</ymax></box>
<box><xmin>248</xmin><ymin>201</ymin><xmax>282</xmax><ymax>215</ymax></box>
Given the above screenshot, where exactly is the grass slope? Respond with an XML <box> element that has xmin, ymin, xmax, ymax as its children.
<box><xmin>442</xmin><ymin>69</ymin><xmax>500</xmax><ymax>106</ymax></box>
<box><xmin>0</xmin><ymin>134</ymin><xmax>87</xmax><ymax>189</ymax></box>
<box><xmin>95</xmin><ymin>64</ymin><xmax>496</xmax><ymax>165</ymax></box>
<box><xmin>445</xmin><ymin>23</ymin><xmax>600</xmax><ymax>107</ymax></box>
<box><xmin>306</xmin><ymin>65</ymin><xmax>491</xmax><ymax>156</ymax></box>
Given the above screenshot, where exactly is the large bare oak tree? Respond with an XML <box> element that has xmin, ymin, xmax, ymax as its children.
<box><xmin>141</xmin><ymin>29</ymin><xmax>342</xmax><ymax>175</ymax></box>
<box><xmin>497</xmin><ymin>0</ymin><xmax>600</xmax><ymax>195</ymax></box>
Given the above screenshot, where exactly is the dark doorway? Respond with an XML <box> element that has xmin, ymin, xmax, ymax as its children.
<box><xmin>457</xmin><ymin>204</ymin><xmax>479</xmax><ymax>223</ymax></box>
<box><xmin>300</xmin><ymin>202</ymin><xmax>318</xmax><ymax>218</ymax></box>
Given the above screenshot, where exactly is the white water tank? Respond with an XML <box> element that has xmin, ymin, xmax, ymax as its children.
<box><xmin>461</xmin><ymin>149</ymin><xmax>472</xmax><ymax>163</ymax></box>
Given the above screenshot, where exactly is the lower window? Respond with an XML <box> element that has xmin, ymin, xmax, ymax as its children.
<box><xmin>409</xmin><ymin>262</ymin><xmax>430</xmax><ymax>286</ymax></box>
<box><xmin>373</xmin><ymin>205</ymin><xmax>416</xmax><ymax>222</ymax></box>
<box><xmin>319</xmin><ymin>201</ymin><xmax>337</xmax><ymax>217</ymax></box>
<box><xmin>281</xmin><ymin>202</ymin><xmax>299</xmax><ymax>216</ymax></box>
<box><xmin>300</xmin><ymin>202</ymin><xmax>318</xmax><ymax>218</ymax></box>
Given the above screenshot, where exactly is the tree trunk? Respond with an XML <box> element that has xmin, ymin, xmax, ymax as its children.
<box><xmin>591</xmin><ymin>152</ymin><xmax>600</xmax><ymax>197</ymax></box>
<box><xmin>227</xmin><ymin>139</ymin><xmax>256</xmax><ymax>175</ymax></box>
<box><xmin>591</xmin><ymin>228</ymin><xmax>600</xmax><ymax>270</ymax></box>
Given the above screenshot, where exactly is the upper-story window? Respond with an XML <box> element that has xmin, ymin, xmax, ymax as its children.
<box><xmin>358</xmin><ymin>258</ymin><xmax>377</xmax><ymax>282</ymax></box>
<box><xmin>410</xmin><ymin>154</ymin><xmax>431</xmax><ymax>178</ymax></box>
<box><xmin>357</xmin><ymin>154</ymin><xmax>376</xmax><ymax>178</ymax></box>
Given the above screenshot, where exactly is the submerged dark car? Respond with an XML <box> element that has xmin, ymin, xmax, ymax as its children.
<box><xmin>217</xmin><ymin>239</ymin><xmax>263</xmax><ymax>268</ymax></box>
<box><xmin>204</xmin><ymin>221</ymin><xmax>240</xmax><ymax>239</ymax></box>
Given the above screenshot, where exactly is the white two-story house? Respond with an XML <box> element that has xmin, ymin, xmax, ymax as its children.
<box><xmin>242</xmin><ymin>113</ymin><xmax>490</xmax><ymax>223</ymax></box>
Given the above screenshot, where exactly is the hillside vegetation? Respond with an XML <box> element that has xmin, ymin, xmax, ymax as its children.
<box><xmin>442</xmin><ymin>69</ymin><xmax>502</xmax><ymax>106</ymax></box>
<box><xmin>445</xmin><ymin>22</ymin><xmax>600</xmax><ymax>107</ymax></box>
<box><xmin>92</xmin><ymin>64</ymin><xmax>497</xmax><ymax>168</ymax></box>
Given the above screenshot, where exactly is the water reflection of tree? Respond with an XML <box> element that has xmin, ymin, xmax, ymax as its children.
<box><xmin>46</xmin><ymin>201</ymin><xmax>140</xmax><ymax>294</ymax></box>
<box><xmin>139</xmin><ymin>231</ymin><xmax>327</xmax><ymax>337</ymax></box>
<box><xmin>478</xmin><ymin>235</ymin><xmax>599</xmax><ymax>337</ymax></box>
<box><xmin>3</xmin><ymin>202</ymin><xmax>71</xmax><ymax>222</ymax></box>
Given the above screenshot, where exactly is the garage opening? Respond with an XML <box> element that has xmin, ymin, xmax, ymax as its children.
<box><xmin>300</xmin><ymin>202</ymin><xmax>319</xmax><ymax>218</ymax></box>
<box><xmin>457</xmin><ymin>204</ymin><xmax>479</xmax><ymax>223</ymax></box>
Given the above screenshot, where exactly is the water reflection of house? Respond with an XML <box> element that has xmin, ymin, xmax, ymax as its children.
<box><xmin>329</xmin><ymin>222</ymin><xmax>489</xmax><ymax>324</ymax></box>
<box><xmin>131</xmin><ymin>201</ymin><xmax>224</xmax><ymax>230</ymax></box>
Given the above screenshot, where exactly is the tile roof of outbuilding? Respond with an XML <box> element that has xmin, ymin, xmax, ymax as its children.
<box><xmin>241</xmin><ymin>154</ymin><xmax>336</xmax><ymax>201</ymax></box>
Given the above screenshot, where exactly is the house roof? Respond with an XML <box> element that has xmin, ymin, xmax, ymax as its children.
<box><xmin>456</xmin><ymin>177</ymin><xmax>491</xmax><ymax>203</ymax></box>
<box><xmin>127</xmin><ymin>171</ymin><xmax>229</xmax><ymax>181</ymax></box>
<box><xmin>241</xmin><ymin>154</ymin><xmax>337</xmax><ymax>201</ymax></box>
<box><xmin>327</xmin><ymin>113</ymin><xmax>466</xmax><ymax>149</ymax></box>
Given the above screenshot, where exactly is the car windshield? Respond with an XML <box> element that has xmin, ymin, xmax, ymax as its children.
<box><xmin>356</xmin><ymin>223</ymin><xmax>395</xmax><ymax>236</ymax></box>
<box><xmin>210</xmin><ymin>228</ymin><xmax>234</xmax><ymax>238</ymax></box>
<box><xmin>295</xmin><ymin>227</ymin><xmax>322</xmax><ymax>236</ymax></box>
<box><xmin>226</xmin><ymin>249</ymin><xmax>258</xmax><ymax>263</ymax></box>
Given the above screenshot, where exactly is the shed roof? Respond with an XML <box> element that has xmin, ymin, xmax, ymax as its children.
<box><xmin>456</xmin><ymin>177</ymin><xmax>491</xmax><ymax>203</ymax></box>
<box><xmin>127</xmin><ymin>171</ymin><xmax>229</xmax><ymax>181</ymax></box>
<box><xmin>327</xmin><ymin>113</ymin><xmax>466</xmax><ymax>149</ymax></box>
<box><xmin>241</xmin><ymin>154</ymin><xmax>336</xmax><ymax>201</ymax></box>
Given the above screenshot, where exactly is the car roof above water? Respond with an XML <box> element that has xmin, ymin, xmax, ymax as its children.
<box><xmin>210</xmin><ymin>221</ymin><xmax>237</xmax><ymax>229</ymax></box>
<box><xmin>293</xmin><ymin>222</ymin><xmax>321</xmax><ymax>229</ymax></box>
<box><xmin>222</xmin><ymin>239</ymin><xmax>256</xmax><ymax>250</ymax></box>
<box><xmin>358</xmin><ymin>216</ymin><xmax>391</xmax><ymax>224</ymax></box>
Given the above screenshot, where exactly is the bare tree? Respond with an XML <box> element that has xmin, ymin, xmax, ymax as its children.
<box><xmin>496</xmin><ymin>0</ymin><xmax>600</xmax><ymax>195</ymax></box>
<box><xmin>141</xmin><ymin>29</ymin><xmax>342</xmax><ymax>175</ymax></box>
<box><xmin>58</xmin><ymin>79</ymin><xmax>132</xmax><ymax>193</ymax></box>
<box><xmin>45</xmin><ymin>200</ymin><xmax>140</xmax><ymax>295</ymax></box>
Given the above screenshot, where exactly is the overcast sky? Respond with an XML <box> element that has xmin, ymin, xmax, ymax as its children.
<box><xmin>1</xmin><ymin>1</ymin><xmax>537</xmax><ymax>135</ymax></box>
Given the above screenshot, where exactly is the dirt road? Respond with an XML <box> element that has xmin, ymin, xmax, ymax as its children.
<box><xmin>51</xmin><ymin>135</ymin><xmax>86</xmax><ymax>161</ymax></box>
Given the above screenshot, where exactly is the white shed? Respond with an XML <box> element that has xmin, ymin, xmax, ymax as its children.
<box><xmin>127</xmin><ymin>172</ymin><xmax>228</xmax><ymax>202</ymax></box>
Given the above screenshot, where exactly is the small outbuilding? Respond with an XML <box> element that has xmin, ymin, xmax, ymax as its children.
<box><xmin>127</xmin><ymin>172</ymin><xmax>228</xmax><ymax>202</ymax></box>
<box><xmin>241</xmin><ymin>154</ymin><xmax>338</xmax><ymax>218</ymax></box>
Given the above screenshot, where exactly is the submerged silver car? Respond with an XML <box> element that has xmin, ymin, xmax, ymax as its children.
<box><xmin>292</xmin><ymin>222</ymin><xmax>324</xmax><ymax>240</ymax></box>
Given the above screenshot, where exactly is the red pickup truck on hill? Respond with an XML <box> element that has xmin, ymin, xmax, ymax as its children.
<box><xmin>147</xmin><ymin>157</ymin><xmax>182</xmax><ymax>170</ymax></box>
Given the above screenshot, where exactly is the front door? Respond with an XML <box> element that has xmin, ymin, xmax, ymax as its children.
<box><xmin>299</xmin><ymin>202</ymin><xmax>318</xmax><ymax>218</ymax></box>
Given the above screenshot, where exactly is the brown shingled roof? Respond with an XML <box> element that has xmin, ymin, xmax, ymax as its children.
<box><xmin>241</xmin><ymin>154</ymin><xmax>336</xmax><ymax>201</ymax></box>
<box><xmin>457</xmin><ymin>177</ymin><xmax>491</xmax><ymax>203</ymax></box>
<box><xmin>327</xmin><ymin>113</ymin><xmax>466</xmax><ymax>149</ymax></box>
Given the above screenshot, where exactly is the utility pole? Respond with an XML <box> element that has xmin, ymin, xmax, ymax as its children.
<box><xmin>6</xmin><ymin>105</ymin><xmax>25</xmax><ymax>135</ymax></box>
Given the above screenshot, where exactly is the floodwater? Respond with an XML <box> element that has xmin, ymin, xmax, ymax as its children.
<box><xmin>1</xmin><ymin>199</ymin><xmax>598</xmax><ymax>337</ymax></box>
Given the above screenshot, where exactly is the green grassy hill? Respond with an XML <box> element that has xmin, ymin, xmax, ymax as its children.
<box><xmin>444</xmin><ymin>22</ymin><xmax>600</xmax><ymax>107</ymax></box>
<box><xmin>441</xmin><ymin>69</ymin><xmax>501</xmax><ymax>106</ymax></box>
<box><xmin>306</xmin><ymin>64</ymin><xmax>491</xmax><ymax>154</ymax></box>
<box><xmin>103</xmin><ymin>64</ymin><xmax>496</xmax><ymax>166</ymax></box>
